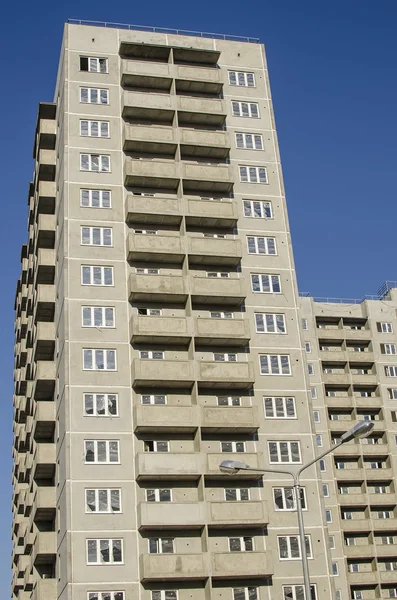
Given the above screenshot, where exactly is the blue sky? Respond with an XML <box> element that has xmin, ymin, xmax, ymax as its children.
<box><xmin>1</xmin><ymin>0</ymin><xmax>396</xmax><ymax>592</ymax></box>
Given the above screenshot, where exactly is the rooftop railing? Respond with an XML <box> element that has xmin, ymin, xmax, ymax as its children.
<box><xmin>67</xmin><ymin>19</ymin><xmax>260</xmax><ymax>43</ymax></box>
<box><xmin>299</xmin><ymin>282</ymin><xmax>397</xmax><ymax>305</ymax></box>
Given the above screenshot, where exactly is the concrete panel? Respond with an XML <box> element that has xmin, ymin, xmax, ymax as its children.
<box><xmin>138</xmin><ymin>501</ymin><xmax>206</xmax><ymax>530</ymax></box>
<box><xmin>136</xmin><ymin>452</ymin><xmax>201</xmax><ymax>480</ymax></box>
<box><xmin>140</xmin><ymin>553</ymin><xmax>207</xmax><ymax>581</ymax></box>
<box><xmin>211</xmin><ymin>551</ymin><xmax>272</xmax><ymax>578</ymax></box>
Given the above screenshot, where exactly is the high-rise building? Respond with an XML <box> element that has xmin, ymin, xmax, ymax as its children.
<box><xmin>12</xmin><ymin>19</ymin><xmax>339</xmax><ymax>600</ymax></box>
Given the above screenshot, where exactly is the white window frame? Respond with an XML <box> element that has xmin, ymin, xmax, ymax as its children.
<box><xmin>136</xmin><ymin>268</ymin><xmax>160</xmax><ymax>275</ymax></box>
<box><xmin>85</xmin><ymin>488</ymin><xmax>121</xmax><ymax>513</ymax></box>
<box><xmin>236</xmin><ymin>132</ymin><xmax>263</xmax><ymax>150</ymax></box>
<box><xmin>83</xmin><ymin>349</ymin><xmax>117</xmax><ymax>371</ymax></box>
<box><xmin>145</xmin><ymin>441</ymin><xmax>170</xmax><ymax>453</ymax></box>
<box><xmin>316</xmin><ymin>434</ymin><xmax>323</xmax><ymax>448</ymax></box>
<box><xmin>88</xmin><ymin>593</ymin><xmax>125</xmax><ymax>600</ymax></box>
<box><xmin>138</xmin><ymin>308</ymin><xmax>162</xmax><ymax>316</ymax></box>
<box><xmin>326</xmin><ymin>509</ymin><xmax>332</xmax><ymax>523</ymax></box>
<box><xmin>383</xmin><ymin>343</ymin><xmax>397</xmax><ymax>355</ymax></box>
<box><xmin>302</xmin><ymin>318</ymin><xmax>308</xmax><ymax>330</ymax></box>
<box><xmin>228</xmin><ymin>536</ymin><xmax>254</xmax><ymax>552</ymax></box>
<box><xmin>221</xmin><ymin>441</ymin><xmax>246</xmax><ymax>453</ymax></box>
<box><xmin>323</xmin><ymin>484</ymin><xmax>329</xmax><ymax>497</ymax></box>
<box><xmin>389</xmin><ymin>388</ymin><xmax>397</xmax><ymax>399</ymax></box>
<box><xmin>313</xmin><ymin>410</ymin><xmax>320</xmax><ymax>423</ymax></box>
<box><xmin>225</xmin><ymin>488</ymin><xmax>250</xmax><ymax>501</ymax></box>
<box><xmin>151</xmin><ymin>592</ymin><xmax>177</xmax><ymax>600</ymax></box>
<box><xmin>251</xmin><ymin>273</ymin><xmax>281</xmax><ymax>293</ymax></box>
<box><xmin>239</xmin><ymin>165</ymin><xmax>267</xmax><ymax>184</ymax></box>
<box><xmin>80</xmin><ymin>189</ymin><xmax>111</xmax><ymax>209</ymax></box>
<box><xmin>214</xmin><ymin>353</ymin><xmax>237</xmax><ymax>362</ymax></box>
<box><xmin>332</xmin><ymin>562</ymin><xmax>339</xmax><ymax>576</ymax></box>
<box><xmin>273</xmin><ymin>486</ymin><xmax>306</xmax><ymax>511</ymax></box>
<box><xmin>81</xmin><ymin>226</ymin><xmax>112</xmax><ymax>246</ymax></box>
<box><xmin>260</xmin><ymin>354</ymin><xmax>291</xmax><ymax>375</ymax></box>
<box><xmin>268</xmin><ymin>441</ymin><xmax>301</xmax><ymax>464</ymax></box>
<box><xmin>141</xmin><ymin>394</ymin><xmax>167</xmax><ymax>405</ymax></box>
<box><xmin>264</xmin><ymin>396</ymin><xmax>296</xmax><ymax>419</ymax></box>
<box><xmin>80</xmin><ymin>87</ymin><xmax>109</xmax><ymax>104</ymax></box>
<box><xmin>232</xmin><ymin>101</ymin><xmax>259</xmax><ymax>118</ymax></box>
<box><xmin>207</xmin><ymin>271</ymin><xmax>230</xmax><ymax>278</ymax></box>
<box><xmin>80</xmin><ymin>154</ymin><xmax>110</xmax><ymax>172</ymax></box>
<box><xmin>247</xmin><ymin>236</ymin><xmax>277</xmax><ymax>255</ymax></box>
<box><xmin>81</xmin><ymin>265</ymin><xmax>114</xmax><ymax>286</ymax></box>
<box><xmin>80</xmin><ymin>120</ymin><xmax>110</xmax><ymax>138</ymax></box>
<box><xmin>305</xmin><ymin>342</ymin><xmax>311</xmax><ymax>353</ymax></box>
<box><xmin>86</xmin><ymin>538</ymin><xmax>123</xmax><ymax>564</ymax></box>
<box><xmin>82</xmin><ymin>307</ymin><xmax>115</xmax><ymax>328</ymax></box>
<box><xmin>243</xmin><ymin>199</ymin><xmax>272</xmax><ymax>219</ymax></box>
<box><xmin>228</xmin><ymin>71</ymin><xmax>256</xmax><ymax>87</ymax></box>
<box><xmin>217</xmin><ymin>396</ymin><xmax>241</xmax><ymax>406</ymax></box>
<box><xmin>84</xmin><ymin>440</ymin><xmax>120</xmax><ymax>464</ymax></box>
<box><xmin>308</xmin><ymin>363</ymin><xmax>314</xmax><ymax>376</ymax></box>
<box><xmin>83</xmin><ymin>393</ymin><xmax>118</xmax><ymax>417</ymax></box>
<box><xmin>146</xmin><ymin>489</ymin><xmax>172</xmax><ymax>502</ymax></box>
<box><xmin>139</xmin><ymin>351</ymin><xmax>165</xmax><ymax>360</ymax></box>
<box><xmin>386</xmin><ymin>366</ymin><xmax>397</xmax><ymax>377</ymax></box>
<box><xmin>379</xmin><ymin>322</ymin><xmax>393</xmax><ymax>333</ymax></box>
<box><xmin>278</xmin><ymin>535</ymin><xmax>312</xmax><ymax>560</ymax></box>
<box><xmin>282</xmin><ymin>585</ymin><xmax>317</xmax><ymax>600</ymax></box>
<box><xmin>80</xmin><ymin>56</ymin><xmax>108</xmax><ymax>73</ymax></box>
<box><xmin>310</xmin><ymin>387</ymin><xmax>317</xmax><ymax>400</ymax></box>
<box><xmin>148</xmin><ymin>537</ymin><xmax>175</xmax><ymax>554</ymax></box>
<box><xmin>210</xmin><ymin>311</ymin><xmax>233</xmax><ymax>319</ymax></box>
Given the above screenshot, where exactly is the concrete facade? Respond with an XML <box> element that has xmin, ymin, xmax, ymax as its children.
<box><xmin>12</xmin><ymin>22</ymin><xmax>334</xmax><ymax>600</ymax></box>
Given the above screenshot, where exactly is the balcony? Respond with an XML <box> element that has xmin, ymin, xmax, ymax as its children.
<box><xmin>36</xmin><ymin>249</ymin><xmax>55</xmax><ymax>285</ymax></box>
<box><xmin>32</xmin><ymin>531</ymin><xmax>56</xmax><ymax>565</ymax></box>
<box><xmin>368</xmin><ymin>492</ymin><xmax>395</xmax><ymax>505</ymax></box>
<box><xmin>127</xmin><ymin>232</ymin><xmax>184</xmax><ymax>263</ymax></box>
<box><xmin>180</xmin><ymin>129</ymin><xmax>230</xmax><ymax>159</ymax></box>
<box><xmin>350</xmin><ymin>373</ymin><xmax>378</xmax><ymax>385</ymax></box>
<box><xmin>186</xmin><ymin>198</ymin><xmax>238</xmax><ymax>228</ymax></box>
<box><xmin>132</xmin><ymin>358</ymin><xmax>194</xmax><ymax>388</ymax></box>
<box><xmin>371</xmin><ymin>518</ymin><xmax>397</xmax><ymax>530</ymax></box>
<box><xmin>138</xmin><ymin>501</ymin><xmax>206</xmax><ymax>530</ymax></box>
<box><xmin>329</xmin><ymin>420</ymin><xmax>385</xmax><ymax>434</ymax></box>
<box><xmin>190</xmin><ymin>276</ymin><xmax>245</xmax><ymax>305</ymax></box>
<box><xmin>209</xmin><ymin>501</ymin><xmax>267</xmax><ymax>527</ymax></box>
<box><xmin>325</xmin><ymin>396</ymin><xmax>353</xmax><ymax>408</ymax></box>
<box><xmin>198</xmin><ymin>360</ymin><xmax>254</xmax><ymax>389</ymax></box>
<box><xmin>129</xmin><ymin>272</ymin><xmax>188</xmax><ymax>303</ymax></box>
<box><xmin>201</xmin><ymin>407</ymin><xmax>258</xmax><ymax>433</ymax></box>
<box><xmin>376</xmin><ymin>544</ymin><xmax>397</xmax><ymax>558</ymax></box>
<box><xmin>31</xmin><ymin>487</ymin><xmax>56</xmax><ymax>522</ymax></box>
<box><xmin>34</xmin><ymin>322</ymin><xmax>55</xmax><ymax>361</ymax></box>
<box><xmin>37</xmin><ymin>150</ymin><xmax>56</xmax><ymax>181</ymax></box>
<box><xmin>33</xmin><ymin>103</ymin><xmax>56</xmax><ymax>158</ymax></box>
<box><xmin>140</xmin><ymin>553</ymin><xmax>207</xmax><ymax>582</ymax></box>
<box><xmin>361</xmin><ymin>443</ymin><xmax>389</xmax><ymax>456</ymax></box>
<box><xmin>31</xmin><ymin>579</ymin><xmax>56</xmax><ymax>600</ymax></box>
<box><xmin>122</xmin><ymin>90</ymin><xmax>175</xmax><ymax>124</ymax></box>
<box><xmin>194</xmin><ymin>317</ymin><xmax>250</xmax><ymax>345</ymax></box>
<box><xmin>322</xmin><ymin>372</ymin><xmax>350</xmax><ymax>385</ymax></box>
<box><xmin>211</xmin><ymin>551</ymin><xmax>273</xmax><ymax>579</ymax></box>
<box><xmin>177</xmin><ymin>96</ymin><xmax>226</xmax><ymax>127</ymax></box>
<box><xmin>176</xmin><ymin>65</ymin><xmax>222</xmax><ymax>95</ymax></box>
<box><xmin>188</xmin><ymin>236</ymin><xmax>241</xmax><ymax>266</ymax></box>
<box><xmin>134</xmin><ymin>405</ymin><xmax>198</xmax><ymax>433</ymax></box>
<box><xmin>340</xmin><ymin>519</ymin><xmax>371</xmax><ymax>532</ymax></box>
<box><xmin>36</xmin><ymin>214</ymin><xmax>56</xmax><ymax>249</ymax></box>
<box><xmin>35</xmin><ymin>284</ymin><xmax>55</xmax><ymax>322</ymax></box>
<box><xmin>130</xmin><ymin>315</ymin><xmax>191</xmax><ymax>344</ymax></box>
<box><xmin>124</xmin><ymin>123</ymin><xmax>177</xmax><ymax>155</ymax></box>
<box><xmin>33</xmin><ymin>443</ymin><xmax>56</xmax><ymax>480</ymax></box>
<box><xmin>125</xmin><ymin>195</ymin><xmax>182</xmax><ymax>226</ymax></box>
<box><xmin>33</xmin><ymin>361</ymin><xmax>55</xmax><ymax>401</ymax></box>
<box><xmin>344</xmin><ymin>544</ymin><xmax>375</xmax><ymax>559</ymax></box>
<box><xmin>346</xmin><ymin>352</ymin><xmax>374</xmax><ymax>363</ymax></box>
<box><xmin>338</xmin><ymin>494</ymin><xmax>367</xmax><ymax>506</ymax></box>
<box><xmin>347</xmin><ymin>571</ymin><xmax>377</xmax><ymax>585</ymax></box>
<box><xmin>121</xmin><ymin>59</ymin><xmax>172</xmax><ymax>91</ymax></box>
<box><xmin>320</xmin><ymin>351</ymin><xmax>346</xmax><ymax>362</ymax></box>
<box><xmin>136</xmin><ymin>452</ymin><xmax>201</xmax><ymax>480</ymax></box>
<box><xmin>206</xmin><ymin>453</ymin><xmax>261</xmax><ymax>478</ymax></box>
<box><xmin>182</xmin><ymin>162</ymin><xmax>234</xmax><ymax>193</ymax></box>
<box><xmin>364</xmin><ymin>468</ymin><xmax>393</xmax><ymax>480</ymax></box>
<box><xmin>380</xmin><ymin>570</ymin><xmax>397</xmax><ymax>584</ymax></box>
<box><xmin>343</xmin><ymin>328</ymin><xmax>371</xmax><ymax>340</ymax></box>
<box><xmin>125</xmin><ymin>158</ymin><xmax>179</xmax><ymax>189</ymax></box>
<box><xmin>37</xmin><ymin>181</ymin><xmax>56</xmax><ymax>214</ymax></box>
<box><xmin>32</xmin><ymin>401</ymin><xmax>55</xmax><ymax>441</ymax></box>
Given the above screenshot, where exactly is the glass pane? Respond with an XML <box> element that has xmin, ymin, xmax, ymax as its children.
<box><xmin>109</xmin><ymin>441</ymin><xmax>119</xmax><ymax>462</ymax></box>
<box><xmin>112</xmin><ymin>539</ymin><xmax>122</xmax><ymax>562</ymax></box>
<box><xmin>102</xmin><ymin>191</ymin><xmax>111</xmax><ymax>207</ymax></box>
<box><xmin>84</xmin><ymin>394</ymin><xmax>94</xmax><ymax>415</ymax></box>
<box><xmin>92</xmin><ymin>228</ymin><xmax>101</xmax><ymax>245</ymax></box>
<box><xmin>146</xmin><ymin>490</ymin><xmax>156</xmax><ymax>502</ymax></box>
<box><xmin>81</xmin><ymin>227</ymin><xmax>91</xmax><ymax>245</ymax></box>
<box><xmin>95</xmin><ymin>350</ymin><xmax>104</xmax><ymax>370</ymax></box>
<box><xmin>86</xmin><ymin>489</ymin><xmax>96</xmax><ymax>511</ymax></box>
<box><xmin>240</xmin><ymin>489</ymin><xmax>249</xmax><ymax>501</ymax></box>
<box><xmin>96</xmin><ymin>394</ymin><xmax>106</xmax><ymax>415</ymax></box>
<box><xmin>101</xmin><ymin>156</ymin><xmax>110</xmax><ymax>172</ymax></box>
<box><xmin>98</xmin><ymin>489</ymin><xmax>108</xmax><ymax>512</ymax></box>
<box><xmin>85</xmin><ymin>441</ymin><xmax>95</xmax><ymax>462</ymax></box>
<box><xmin>236</xmin><ymin>442</ymin><xmax>245</xmax><ymax>452</ymax></box>
<box><xmin>108</xmin><ymin>395</ymin><xmax>117</xmax><ymax>415</ymax></box>
<box><xmin>229</xmin><ymin>538</ymin><xmax>241</xmax><ymax>551</ymax></box>
<box><xmin>93</xmin><ymin>267</ymin><xmax>102</xmax><ymax>285</ymax></box>
<box><xmin>149</xmin><ymin>538</ymin><xmax>159</xmax><ymax>553</ymax></box>
<box><xmin>244</xmin><ymin>537</ymin><xmax>253</xmax><ymax>551</ymax></box>
<box><xmin>162</xmin><ymin>538</ymin><xmax>174</xmax><ymax>553</ymax></box>
<box><xmin>111</xmin><ymin>489</ymin><xmax>121</xmax><ymax>512</ymax></box>
<box><xmin>99</xmin><ymin>539</ymin><xmax>110</xmax><ymax>562</ymax></box>
<box><xmin>91</xmin><ymin>190</ymin><xmax>100</xmax><ymax>207</ymax></box>
<box><xmin>106</xmin><ymin>350</ymin><xmax>116</xmax><ymax>370</ymax></box>
<box><xmin>93</xmin><ymin>307</ymin><xmax>103</xmax><ymax>327</ymax></box>
<box><xmin>225</xmin><ymin>489</ymin><xmax>237</xmax><ymax>501</ymax></box>
<box><xmin>103</xmin><ymin>229</ymin><xmax>112</xmax><ymax>245</ymax></box>
<box><xmin>97</xmin><ymin>441</ymin><xmax>107</xmax><ymax>462</ymax></box>
<box><xmin>286</xmin><ymin>398</ymin><xmax>295</xmax><ymax>417</ymax></box>
<box><xmin>87</xmin><ymin>539</ymin><xmax>97</xmax><ymax>562</ymax></box>
<box><xmin>271</xmin><ymin>275</ymin><xmax>280</xmax><ymax>292</ymax></box>
<box><xmin>156</xmin><ymin>442</ymin><xmax>169</xmax><ymax>453</ymax></box>
<box><xmin>261</xmin><ymin>275</ymin><xmax>271</xmax><ymax>292</ymax></box>
<box><xmin>159</xmin><ymin>489</ymin><xmax>171</xmax><ymax>502</ymax></box>
<box><xmin>104</xmin><ymin>268</ymin><xmax>113</xmax><ymax>285</ymax></box>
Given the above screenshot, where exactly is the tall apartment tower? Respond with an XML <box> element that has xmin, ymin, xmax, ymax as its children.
<box><xmin>12</xmin><ymin>21</ymin><xmax>334</xmax><ymax>600</ymax></box>
<box><xmin>300</xmin><ymin>284</ymin><xmax>397</xmax><ymax>600</ymax></box>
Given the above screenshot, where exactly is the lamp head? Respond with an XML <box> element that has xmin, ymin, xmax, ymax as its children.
<box><xmin>340</xmin><ymin>421</ymin><xmax>374</xmax><ymax>443</ymax></box>
<box><xmin>219</xmin><ymin>460</ymin><xmax>250</xmax><ymax>475</ymax></box>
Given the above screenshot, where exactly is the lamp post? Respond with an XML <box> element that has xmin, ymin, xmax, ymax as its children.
<box><xmin>219</xmin><ymin>420</ymin><xmax>374</xmax><ymax>600</ymax></box>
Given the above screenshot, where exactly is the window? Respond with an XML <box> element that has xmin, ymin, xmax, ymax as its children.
<box><xmin>239</xmin><ymin>166</ymin><xmax>267</xmax><ymax>184</ymax></box>
<box><xmin>134</xmin><ymin>229</ymin><xmax>157</xmax><ymax>235</ymax></box>
<box><xmin>353</xmin><ymin>593</ymin><xmax>363</xmax><ymax>600</ymax></box>
<box><xmin>316</xmin><ymin>435</ymin><xmax>323</xmax><ymax>447</ymax></box>
<box><xmin>146</xmin><ymin>489</ymin><xmax>172</xmax><ymax>502</ymax></box>
<box><xmin>207</xmin><ymin>271</ymin><xmax>230</xmax><ymax>278</ymax></box>
<box><xmin>260</xmin><ymin>354</ymin><xmax>291</xmax><ymax>375</ymax></box>
<box><xmin>81</xmin><ymin>265</ymin><xmax>113</xmax><ymax>286</ymax></box>
<box><xmin>378</xmin><ymin>322</ymin><xmax>393</xmax><ymax>333</ymax></box>
<box><xmin>310</xmin><ymin>387</ymin><xmax>317</xmax><ymax>400</ymax></box>
<box><xmin>319</xmin><ymin>459</ymin><xmax>326</xmax><ymax>472</ymax></box>
<box><xmin>214</xmin><ymin>353</ymin><xmax>237</xmax><ymax>362</ymax></box>
<box><xmin>278</xmin><ymin>535</ymin><xmax>312</xmax><ymax>560</ymax></box>
<box><xmin>229</xmin><ymin>71</ymin><xmax>255</xmax><ymax>87</ymax></box>
<box><xmin>211</xmin><ymin>311</ymin><xmax>233</xmax><ymax>319</ymax></box>
<box><xmin>88</xmin><ymin>593</ymin><xmax>124</xmax><ymax>600</ymax></box>
<box><xmin>152</xmin><ymin>593</ymin><xmax>177</xmax><ymax>600</ymax></box>
<box><xmin>84</xmin><ymin>440</ymin><xmax>119</xmax><ymax>464</ymax></box>
<box><xmin>138</xmin><ymin>308</ymin><xmax>162</xmax><ymax>316</ymax></box>
<box><xmin>236</xmin><ymin>133</ymin><xmax>263</xmax><ymax>150</ymax></box>
<box><xmin>332</xmin><ymin>562</ymin><xmax>339</xmax><ymax>576</ymax></box>
<box><xmin>386</xmin><ymin>366</ymin><xmax>397</xmax><ymax>377</ymax></box>
<box><xmin>80</xmin><ymin>56</ymin><xmax>108</xmax><ymax>73</ymax></box>
<box><xmin>329</xmin><ymin>535</ymin><xmax>335</xmax><ymax>549</ymax></box>
<box><xmin>141</xmin><ymin>395</ymin><xmax>167</xmax><ymax>405</ymax></box>
<box><xmin>308</xmin><ymin>363</ymin><xmax>314</xmax><ymax>376</ymax></box>
<box><xmin>255</xmin><ymin>313</ymin><xmax>286</xmax><ymax>333</ymax></box>
<box><xmin>145</xmin><ymin>441</ymin><xmax>169</xmax><ymax>453</ymax></box>
<box><xmin>268</xmin><ymin>441</ymin><xmax>301</xmax><ymax>464</ymax></box>
<box><xmin>225</xmin><ymin>488</ymin><xmax>249</xmax><ymax>501</ymax></box>
<box><xmin>323</xmin><ymin>484</ymin><xmax>329</xmax><ymax>497</ymax></box>
<box><xmin>80</xmin><ymin>120</ymin><xmax>109</xmax><ymax>138</ymax></box>
<box><xmin>264</xmin><ymin>396</ymin><xmax>296</xmax><ymax>418</ymax></box>
<box><xmin>86</xmin><ymin>539</ymin><xmax>122</xmax><ymax>564</ymax></box>
<box><xmin>232</xmin><ymin>101</ymin><xmax>259</xmax><ymax>118</ymax></box>
<box><xmin>376</xmin><ymin>511</ymin><xmax>392</xmax><ymax>519</ymax></box>
<box><xmin>383</xmin><ymin>344</ymin><xmax>397</xmax><ymax>355</ymax></box>
<box><xmin>140</xmin><ymin>351</ymin><xmax>164</xmax><ymax>360</ymax></box>
<box><xmin>302</xmin><ymin>318</ymin><xmax>308</xmax><ymax>330</ymax></box>
<box><xmin>83</xmin><ymin>349</ymin><xmax>116</xmax><ymax>371</ymax></box>
<box><xmin>84</xmin><ymin>393</ymin><xmax>118</xmax><ymax>417</ymax></box>
<box><xmin>381</xmin><ymin>536</ymin><xmax>395</xmax><ymax>545</ymax></box>
<box><xmin>80</xmin><ymin>87</ymin><xmax>109</xmax><ymax>104</ymax></box>
<box><xmin>136</xmin><ymin>268</ymin><xmax>160</xmax><ymax>275</ymax></box>
<box><xmin>149</xmin><ymin>538</ymin><xmax>174</xmax><ymax>554</ymax></box>
<box><xmin>273</xmin><ymin>487</ymin><xmax>306</xmax><ymax>511</ymax></box>
<box><xmin>243</xmin><ymin>199</ymin><xmax>272</xmax><ymax>218</ymax></box>
<box><xmin>80</xmin><ymin>189</ymin><xmax>111</xmax><ymax>208</ymax></box>
<box><xmin>389</xmin><ymin>389</ymin><xmax>397</xmax><ymax>399</ymax></box>
<box><xmin>305</xmin><ymin>342</ymin><xmax>311</xmax><ymax>353</ymax></box>
<box><xmin>85</xmin><ymin>489</ymin><xmax>121</xmax><ymax>513</ymax></box>
<box><xmin>282</xmin><ymin>585</ymin><xmax>317</xmax><ymax>600</ymax></box>
<box><xmin>247</xmin><ymin>236</ymin><xmax>276</xmax><ymax>255</ymax></box>
<box><xmin>251</xmin><ymin>273</ymin><xmax>281</xmax><ymax>293</ymax></box>
<box><xmin>326</xmin><ymin>510</ymin><xmax>332</xmax><ymax>523</ymax></box>
<box><xmin>80</xmin><ymin>154</ymin><xmax>110</xmax><ymax>172</ymax></box>
<box><xmin>313</xmin><ymin>410</ymin><xmax>320</xmax><ymax>423</ymax></box>
<box><xmin>81</xmin><ymin>226</ymin><xmax>112</xmax><ymax>246</ymax></box>
<box><xmin>229</xmin><ymin>536</ymin><xmax>253</xmax><ymax>551</ymax></box>
<box><xmin>221</xmin><ymin>441</ymin><xmax>245</xmax><ymax>453</ymax></box>
<box><xmin>82</xmin><ymin>307</ymin><xmax>115</xmax><ymax>328</ymax></box>
<box><xmin>218</xmin><ymin>396</ymin><xmax>241</xmax><ymax>406</ymax></box>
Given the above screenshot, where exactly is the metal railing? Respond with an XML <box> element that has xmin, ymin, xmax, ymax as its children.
<box><xmin>378</xmin><ymin>280</ymin><xmax>397</xmax><ymax>300</ymax></box>
<box><xmin>67</xmin><ymin>19</ymin><xmax>260</xmax><ymax>43</ymax></box>
<box><xmin>300</xmin><ymin>283</ymin><xmax>397</xmax><ymax>305</ymax></box>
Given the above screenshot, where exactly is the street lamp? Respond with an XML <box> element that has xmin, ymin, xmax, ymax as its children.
<box><xmin>219</xmin><ymin>420</ymin><xmax>374</xmax><ymax>600</ymax></box>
